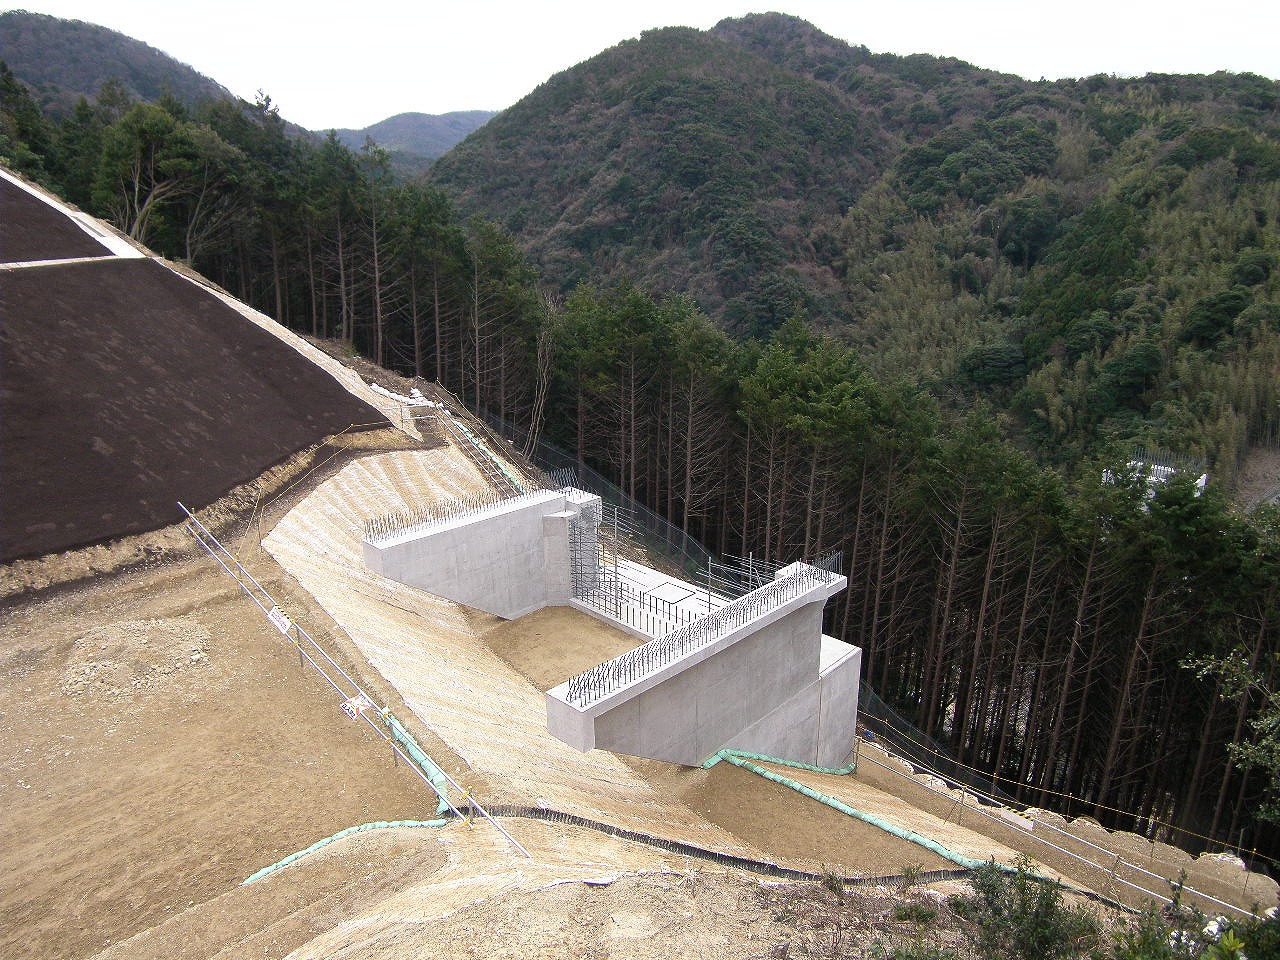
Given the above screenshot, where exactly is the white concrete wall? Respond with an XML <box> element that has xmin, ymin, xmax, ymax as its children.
<box><xmin>363</xmin><ymin>486</ymin><xmax>860</xmax><ymax>770</ymax></box>
<box><xmin>362</xmin><ymin>490</ymin><xmax>600</xmax><ymax>620</ymax></box>
<box><xmin>815</xmin><ymin>637</ymin><xmax>862</xmax><ymax>767</ymax></box>
<box><xmin>547</xmin><ymin>571</ymin><xmax>857</xmax><ymax>767</ymax></box>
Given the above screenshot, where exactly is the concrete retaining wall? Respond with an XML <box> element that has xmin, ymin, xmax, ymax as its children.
<box><xmin>362</xmin><ymin>485</ymin><xmax>859</xmax><ymax>770</ymax></box>
<box><xmin>362</xmin><ymin>489</ymin><xmax>600</xmax><ymax>619</ymax></box>
<box><xmin>547</xmin><ymin>570</ymin><xmax>858</xmax><ymax>767</ymax></box>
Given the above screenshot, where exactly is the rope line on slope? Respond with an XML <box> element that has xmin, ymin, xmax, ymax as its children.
<box><xmin>178</xmin><ymin>502</ymin><xmax>530</xmax><ymax>859</ymax></box>
<box><xmin>849</xmin><ymin>746</ymin><xmax>1260</xmax><ymax>920</ymax></box>
<box><xmin>859</xmin><ymin>713</ymin><xmax>1274</xmax><ymax>870</ymax></box>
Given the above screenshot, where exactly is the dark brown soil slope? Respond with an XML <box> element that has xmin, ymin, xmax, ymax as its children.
<box><xmin>0</xmin><ymin>175</ymin><xmax>110</xmax><ymax>261</ymax></box>
<box><xmin>0</xmin><ymin>257</ymin><xmax>385</xmax><ymax>561</ymax></box>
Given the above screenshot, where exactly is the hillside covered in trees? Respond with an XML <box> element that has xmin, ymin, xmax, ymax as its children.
<box><xmin>0</xmin><ymin>10</ymin><xmax>231</xmax><ymax>116</ymax></box>
<box><xmin>430</xmin><ymin>13</ymin><xmax>1280</xmax><ymax>488</ymax></box>
<box><xmin>2</xmin><ymin>13</ymin><xmax>1279</xmax><ymax>866</ymax></box>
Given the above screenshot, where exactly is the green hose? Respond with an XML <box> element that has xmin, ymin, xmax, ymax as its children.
<box><xmin>702</xmin><ymin>748</ymin><xmax>856</xmax><ymax>776</ymax></box>
<box><xmin>381</xmin><ymin>711</ymin><xmax>452</xmax><ymax>816</ymax></box>
<box><xmin>242</xmin><ymin>819</ymin><xmax>451</xmax><ymax>885</ymax></box>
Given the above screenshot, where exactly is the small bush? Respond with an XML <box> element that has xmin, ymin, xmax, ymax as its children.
<box><xmin>898</xmin><ymin>863</ymin><xmax>925</xmax><ymax>893</ymax></box>
<box><xmin>894</xmin><ymin>902</ymin><xmax>939</xmax><ymax>925</ymax></box>
<box><xmin>950</xmin><ymin>857</ymin><xmax>1101</xmax><ymax>960</ymax></box>
<box><xmin>820</xmin><ymin>870</ymin><xmax>845</xmax><ymax>895</ymax></box>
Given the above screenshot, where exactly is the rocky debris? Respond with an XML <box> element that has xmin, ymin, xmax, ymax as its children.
<box><xmin>60</xmin><ymin>617</ymin><xmax>211</xmax><ymax>699</ymax></box>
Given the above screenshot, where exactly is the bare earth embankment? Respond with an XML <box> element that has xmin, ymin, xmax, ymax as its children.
<box><xmin>2</xmin><ymin>165</ymin><xmax>1274</xmax><ymax>960</ymax></box>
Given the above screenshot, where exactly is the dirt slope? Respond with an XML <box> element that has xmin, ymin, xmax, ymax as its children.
<box><xmin>0</xmin><ymin>172</ymin><xmax>387</xmax><ymax>562</ymax></box>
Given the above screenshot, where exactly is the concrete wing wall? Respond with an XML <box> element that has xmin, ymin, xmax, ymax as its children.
<box><xmin>547</xmin><ymin>571</ymin><xmax>855</xmax><ymax>768</ymax></box>
<box><xmin>363</xmin><ymin>490</ymin><xmax>592</xmax><ymax>619</ymax></box>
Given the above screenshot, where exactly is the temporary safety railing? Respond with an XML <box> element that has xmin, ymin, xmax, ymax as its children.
<box><xmin>178</xmin><ymin>502</ymin><xmax>530</xmax><ymax>858</ymax></box>
<box><xmin>857</xmin><ymin>682</ymin><xmax>1020</xmax><ymax>806</ymax></box>
<box><xmin>565</xmin><ymin>561</ymin><xmax>841</xmax><ymax>707</ymax></box>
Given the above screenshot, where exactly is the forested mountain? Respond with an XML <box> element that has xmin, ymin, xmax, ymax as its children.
<box><xmin>0</xmin><ymin>10</ymin><xmax>231</xmax><ymax>115</ymax></box>
<box><xmin>430</xmin><ymin>12</ymin><xmax>1280</xmax><ymax>488</ymax></box>
<box><xmin>332</xmin><ymin>110</ymin><xmax>496</xmax><ymax>173</ymax></box>
<box><xmin>2</xmin><ymin>14</ymin><xmax>1279</xmax><ymax>866</ymax></box>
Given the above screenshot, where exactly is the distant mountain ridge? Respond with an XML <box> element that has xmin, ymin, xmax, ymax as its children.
<box><xmin>332</xmin><ymin>109</ymin><xmax>496</xmax><ymax>161</ymax></box>
<box><xmin>427</xmin><ymin>11</ymin><xmax>1278</xmax><ymax>349</ymax></box>
<box><xmin>0</xmin><ymin>10</ymin><xmax>232</xmax><ymax>114</ymax></box>
<box><xmin>426</xmin><ymin>13</ymin><xmax>1014</xmax><ymax>329</ymax></box>
<box><xmin>0</xmin><ymin>10</ymin><xmax>493</xmax><ymax>157</ymax></box>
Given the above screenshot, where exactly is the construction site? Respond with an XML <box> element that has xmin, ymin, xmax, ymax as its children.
<box><xmin>2</xmin><ymin>164</ymin><xmax>1277</xmax><ymax>959</ymax></box>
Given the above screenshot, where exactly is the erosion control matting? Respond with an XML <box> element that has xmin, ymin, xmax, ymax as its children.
<box><xmin>0</xmin><ymin>257</ymin><xmax>387</xmax><ymax>560</ymax></box>
<box><xmin>0</xmin><ymin>175</ymin><xmax>112</xmax><ymax>262</ymax></box>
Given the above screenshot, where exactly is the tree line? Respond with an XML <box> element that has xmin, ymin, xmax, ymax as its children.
<box><xmin>2</xmin><ymin>76</ymin><xmax>1277</xmax><ymax>861</ymax></box>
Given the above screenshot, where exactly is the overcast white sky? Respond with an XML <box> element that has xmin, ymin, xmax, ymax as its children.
<box><xmin>7</xmin><ymin>1</ymin><xmax>1279</xmax><ymax>130</ymax></box>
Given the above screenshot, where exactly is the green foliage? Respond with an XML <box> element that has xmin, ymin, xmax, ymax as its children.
<box><xmin>0</xmin><ymin>59</ymin><xmax>55</xmax><ymax>178</ymax></box>
<box><xmin>1194</xmin><ymin>649</ymin><xmax>1280</xmax><ymax>823</ymax></box>
<box><xmin>1106</xmin><ymin>903</ymin><xmax>1280</xmax><ymax>960</ymax></box>
<box><xmin>896</xmin><ymin>118</ymin><xmax>1056</xmax><ymax>213</ymax></box>
<box><xmin>1085</xmin><ymin>340</ymin><xmax>1164</xmax><ymax>418</ymax></box>
<box><xmin>1064</xmin><ymin>311</ymin><xmax>1120</xmax><ymax>361</ymax></box>
<box><xmin>1165</xmin><ymin>126</ymin><xmax>1280</xmax><ymax>180</ymax></box>
<box><xmin>949</xmin><ymin>858</ymin><xmax>1101</xmax><ymax>960</ymax></box>
<box><xmin>893</xmin><ymin>902</ymin><xmax>939</xmax><ymax>925</ymax></box>
<box><xmin>1023</xmin><ymin>200</ymin><xmax>1145</xmax><ymax>354</ymax></box>
<box><xmin>997</xmin><ymin>190</ymin><xmax>1065</xmax><ymax>268</ymax></box>
<box><xmin>1231</xmin><ymin>248</ymin><xmax>1274</xmax><ymax>287</ymax></box>
<box><xmin>1181</xmin><ymin>288</ymin><xmax>1253</xmax><ymax>346</ymax></box>
<box><xmin>958</xmin><ymin>341</ymin><xmax>1027</xmax><ymax>387</ymax></box>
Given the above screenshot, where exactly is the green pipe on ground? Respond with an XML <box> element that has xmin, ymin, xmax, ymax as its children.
<box><xmin>380</xmin><ymin>711</ymin><xmax>452</xmax><ymax>816</ymax></box>
<box><xmin>242</xmin><ymin>819</ymin><xmax>451</xmax><ymax>885</ymax></box>
<box><xmin>712</xmin><ymin>750</ymin><xmax>989</xmax><ymax>871</ymax></box>
<box><xmin>701</xmin><ymin>748</ymin><xmax>856</xmax><ymax>776</ymax></box>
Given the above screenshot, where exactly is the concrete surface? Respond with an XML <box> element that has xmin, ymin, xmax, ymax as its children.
<box><xmin>362</xmin><ymin>488</ymin><xmax>601</xmax><ymax>620</ymax></box>
<box><xmin>548</xmin><ymin>567</ymin><xmax>855</xmax><ymax>767</ymax></box>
